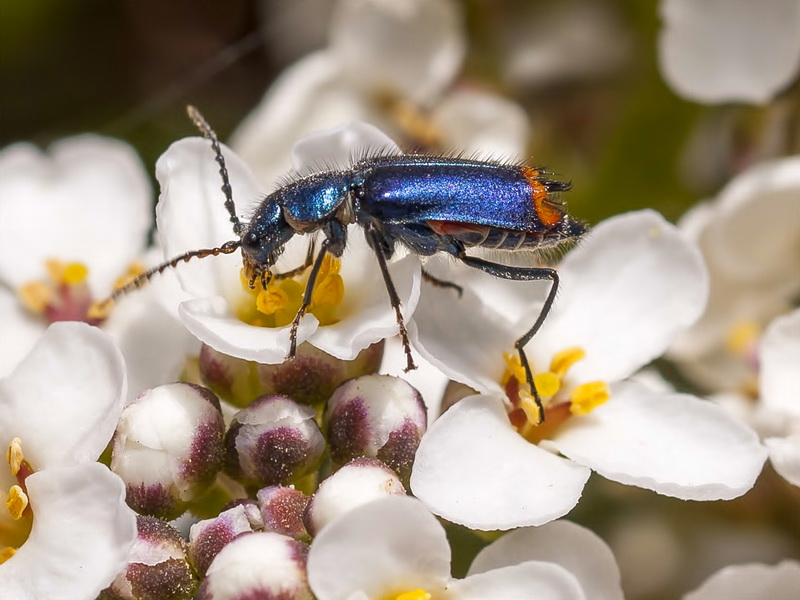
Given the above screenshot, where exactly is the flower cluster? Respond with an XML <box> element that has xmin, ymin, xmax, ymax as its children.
<box><xmin>2</xmin><ymin>0</ymin><xmax>799</xmax><ymax>598</ymax></box>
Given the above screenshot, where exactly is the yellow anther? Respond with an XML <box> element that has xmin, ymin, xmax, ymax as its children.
<box><xmin>570</xmin><ymin>381</ymin><xmax>610</xmax><ymax>416</ymax></box>
<box><xmin>257</xmin><ymin>286</ymin><xmax>290</xmax><ymax>316</ymax></box>
<box><xmin>502</xmin><ymin>353</ymin><xmax>527</xmax><ymax>386</ymax></box>
<box><xmin>6</xmin><ymin>486</ymin><xmax>28</xmax><ymax>520</ymax></box>
<box><xmin>0</xmin><ymin>547</ymin><xmax>16</xmax><ymax>564</ymax></box>
<box><xmin>312</xmin><ymin>272</ymin><xmax>344</xmax><ymax>309</ymax></box>
<box><xmin>45</xmin><ymin>258</ymin><xmax>66</xmax><ymax>282</ymax></box>
<box><xmin>533</xmin><ymin>372</ymin><xmax>560</xmax><ymax>398</ymax></box>
<box><xmin>87</xmin><ymin>299</ymin><xmax>112</xmax><ymax>320</ymax></box>
<box><xmin>7</xmin><ymin>438</ymin><xmax>23</xmax><ymax>476</ymax></box>
<box><xmin>318</xmin><ymin>255</ymin><xmax>341</xmax><ymax>278</ymax></box>
<box><xmin>393</xmin><ymin>590</ymin><xmax>432</xmax><ymax>600</ymax></box>
<box><xmin>520</xmin><ymin>392</ymin><xmax>543</xmax><ymax>427</ymax></box>
<box><xmin>62</xmin><ymin>263</ymin><xmax>88</xmax><ymax>285</ymax></box>
<box><xmin>18</xmin><ymin>281</ymin><xmax>52</xmax><ymax>313</ymax></box>
<box><xmin>726</xmin><ymin>320</ymin><xmax>761</xmax><ymax>357</ymax></box>
<box><xmin>549</xmin><ymin>346</ymin><xmax>586</xmax><ymax>377</ymax></box>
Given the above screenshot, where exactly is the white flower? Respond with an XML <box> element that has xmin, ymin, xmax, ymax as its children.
<box><xmin>0</xmin><ymin>322</ymin><xmax>136</xmax><ymax>600</ymax></box>
<box><xmin>307</xmin><ymin>495</ymin><xmax>625</xmax><ymax>600</ymax></box>
<box><xmin>658</xmin><ymin>0</ymin><xmax>800</xmax><ymax>104</ymax></box>
<box><xmin>410</xmin><ymin>211</ymin><xmax>767</xmax><ymax>529</ymax></box>
<box><xmin>683</xmin><ymin>560</ymin><xmax>800</xmax><ymax>600</ymax></box>
<box><xmin>670</xmin><ymin>156</ymin><xmax>800</xmax><ymax>394</ymax></box>
<box><xmin>156</xmin><ymin>122</ymin><xmax>420</xmax><ymax>364</ymax></box>
<box><xmin>232</xmin><ymin>0</ymin><xmax>528</xmax><ymax>187</ymax></box>
<box><xmin>0</xmin><ymin>136</ymin><xmax>195</xmax><ymax>399</ymax></box>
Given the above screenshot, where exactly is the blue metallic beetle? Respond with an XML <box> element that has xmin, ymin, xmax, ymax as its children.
<box><xmin>109</xmin><ymin>107</ymin><xmax>587</xmax><ymax>423</ymax></box>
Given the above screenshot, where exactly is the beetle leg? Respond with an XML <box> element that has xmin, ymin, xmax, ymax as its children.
<box><xmin>364</xmin><ymin>224</ymin><xmax>416</xmax><ymax>373</ymax></box>
<box><xmin>274</xmin><ymin>239</ymin><xmax>316</xmax><ymax>280</ymax></box>
<box><xmin>456</xmin><ymin>253</ymin><xmax>558</xmax><ymax>424</ymax></box>
<box><xmin>287</xmin><ymin>239</ymin><xmax>332</xmax><ymax>359</ymax></box>
<box><xmin>421</xmin><ymin>268</ymin><xmax>463</xmax><ymax>297</ymax></box>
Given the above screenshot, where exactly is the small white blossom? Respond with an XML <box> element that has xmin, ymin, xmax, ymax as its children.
<box><xmin>658</xmin><ymin>0</ymin><xmax>800</xmax><ymax>104</ymax></box>
<box><xmin>683</xmin><ymin>560</ymin><xmax>800</xmax><ymax>600</ymax></box>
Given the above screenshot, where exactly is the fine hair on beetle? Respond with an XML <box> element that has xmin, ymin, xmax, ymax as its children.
<box><xmin>96</xmin><ymin>106</ymin><xmax>587</xmax><ymax>424</ymax></box>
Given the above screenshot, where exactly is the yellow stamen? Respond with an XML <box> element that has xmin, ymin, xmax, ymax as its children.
<box><xmin>549</xmin><ymin>346</ymin><xmax>586</xmax><ymax>378</ymax></box>
<box><xmin>392</xmin><ymin>590</ymin><xmax>432</xmax><ymax>600</ymax></box>
<box><xmin>726</xmin><ymin>320</ymin><xmax>761</xmax><ymax>357</ymax></box>
<box><xmin>87</xmin><ymin>299</ymin><xmax>112</xmax><ymax>320</ymax></box>
<box><xmin>45</xmin><ymin>258</ymin><xmax>66</xmax><ymax>282</ymax></box>
<box><xmin>257</xmin><ymin>286</ymin><xmax>290</xmax><ymax>316</ymax></box>
<box><xmin>0</xmin><ymin>547</ymin><xmax>16</xmax><ymax>564</ymax></box>
<box><xmin>6</xmin><ymin>486</ymin><xmax>28</xmax><ymax>520</ymax></box>
<box><xmin>7</xmin><ymin>438</ymin><xmax>23</xmax><ymax>476</ymax></box>
<box><xmin>520</xmin><ymin>392</ymin><xmax>542</xmax><ymax>428</ymax></box>
<box><xmin>533</xmin><ymin>372</ymin><xmax>560</xmax><ymax>398</ymax></box>
<box><xmin>62</xmin><ymin>263</ymin><xmax>88</xmax><ymax>285</ymax></box>
<box><xmin>18</xmin><ymin>281</ymin><xmax>52</xmax><ymax>313</ymax></box>
<box><xmin>502</xmin><ymin>353</ymin><xmax>527</xmax><ymax>386</ymax></box>
<box><xmin>570</xmin><ymin>381</ymin><xmax>610</xmax><ymax>416</ymax></box>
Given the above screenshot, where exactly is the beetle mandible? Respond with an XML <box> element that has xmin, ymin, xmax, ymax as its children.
<box><xmin>103</xmin><ymin>106</ymin><xmax>587</xmax><ymax>423</ymax></box>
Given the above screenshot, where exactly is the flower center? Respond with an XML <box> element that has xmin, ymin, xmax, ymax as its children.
<box><xmin>20</xmin><ymin>259</ymin><xmax>146</xmax><ymax>325</ymax></box>
<box><xmin>383</xmin><ymin>590</ymin><xmax>432</xmax><ymax>600</ymax></box>
<box><xmin>1</xmin><ymin>438</ymin><xmax>34</xmax><ymax>562</ymax></box>
<box><xmin>235</xmin><ymin>255</ymin><xmax>345</xmax><ymax>328</ymax></box>
<box><xmin>502</xmin><ymin>346</ymin><xmax>610</xmax><ymax>443</ymax></box>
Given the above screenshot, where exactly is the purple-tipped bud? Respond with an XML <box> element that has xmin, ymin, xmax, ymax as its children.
<box><xmin>199</xmin><ymin>340</ymin><xmax>384</xmax><ymax>407</ymax></box>
<box><xmin>188</xmin><ymin>502</ymin><xmax>262</xmax><ymax>577</ymax></box>
<box><xmin>257</xmin><ymin>486</ymin><xmax>311</xmax><ymax>541</ymax></box>
<box><xmin>305</xmin><ymin>457</ymin><xmax>406</xmax><ymax>535</ymax></box>
<box><xmin>111</xmin><ymin>383</ymin><xmax>225</xmax><ymax>520</ymax></box>
<box><xmin>326</xmin><ymin>375</ymin><xmax>426</xmax><ymax>483</ymax></box>
<box><xmin>100</xmin><ymin>515</ymin><xmax>197</xmax><ymax>600</ymax></box>
<box><xmin>224</xmin><ymin>395</ymin><xmax>325</xmax><ymax>491</ymax></box>
<box><xmin>197</xmin><ymin>532</ymin><xmax>312</xmax><ymax>600</ymax></box>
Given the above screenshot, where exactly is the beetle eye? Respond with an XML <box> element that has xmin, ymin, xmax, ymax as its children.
<box><xmin>241</xmin><ymin>231</ymin><xmax>260</xmax><ymax>255</ymax></box>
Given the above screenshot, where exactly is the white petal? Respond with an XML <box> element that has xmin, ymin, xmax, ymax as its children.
<box><xmin>0</xmin><ymin>136</ymin><xmax>152</xmax><ymax>294</ymax></box>
<box><xmin>410</xmin><ymin>395</ymin><xmax>590</xmax><ymax>530</ymax></box>
<box><xmin>760</xmin><ymin>309</ymin><xmax>800</xmax><ymax>417</ymax></box>
<box><xmin>527</xmin><ymin>210</ymin><xmax>708</xmax><ymax>384</ymax></box>
<box><xmin>291</xmin><ymin>121</ymin><xmax>401</xmax><ymax>174</ymax></box>
<box><xmin>706</xmin><ymin>156</ymin><xmax>800</xmax><ymax>284</ymax></box>
<box><xmin>431</xmin><ymin>88</ymin><xmax>530</xmax><ymax>162</ymax></box>
<box><xmin>330</xmin><ymin>0</ymin><xmax>465</xmax><ymax>105</ymax></box>
<box><xmin>307</xmin><ymin>496</ymin><xmax>450</xmax><ymax>600</ymax></box>
<box><xmin>449</xmin><ymin>561</ymin><xmax>586</xmax><ymax>600</ymax></box>
<box><xmin>683</xmin><ymin>560</ymin><xmax>800</xmax><ymax>600</ymax></box>
<box><xmin>0</xmin><ymin>286</ymin><xmax>43</xmax><ymax>379</ymax></box>
<box><xmin>658</xmin><ymin>0</ymin><xmax>800</xmax><ymax>104</ymax></box>
<box><xmin>0</xmin><ymin>322</ymin><xmax>126</xmax><ymax>469</ymax></box>
<box><xmin>306</xmin><ymin>244</ymin><xmax>421</xmax><ymax>360</ymax></box>
<box><xmin>548</xmin><ymin>381</ymin><xmax>767</xmax><ymax>500</ymax></box>
<box><xmin>0</xmin><ymin>464</ymin><xmax>136</xmax><ymax>600</ymax></box>
<box><xmin>765</xmin><ymin>435</ymin><xmax>800</xmax><ymax>487</ymax></box>
<box><xmin>155</xmin><ymin>137</ymin><xmax>262</xmax><ymax>300</ymax></box>
<box><xmin>410</xmin><ymin>281</ymin><xmax>511</xmax><ymax>397</ymax></box>
<box><xmin>230</xmin><ymin>51</ymin><xmax>370</xmax><ymax>187</ymax></box>
<box><xmin>178</xmin><ymin>295</ymin><xmax>319</xmax><ymax>364</ymax></box>
<box><xmin>469</xmin><ymin>521</ymin><xmax>623</xmax><ymax>600</ymax></box>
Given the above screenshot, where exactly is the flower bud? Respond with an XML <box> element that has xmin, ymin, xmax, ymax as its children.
<box><xmin>111</xmin><ymin>383</ymin><xmax>225</xmax><ymax>519</ymax></box>
<box><xmin>199</xmin><ymin>340</ymin><xmax>384</xmax><ymax>407</ymax></box>
<box><xmin>224</xmin><ymin>395</ymin><xmax>325</xmax><ymax>491</ymax></box>
<box><xmin>197</xmin><ymin>532</ymin><xmax>312</xmax><ymax>600</ymax></box>
<box><xmin>100</xmin><ymin>515</ymin><xmax>197</xmax><ymax>600</ymax></box>
<box><xmin>305</xmin><ymin>457</ymin><xmax>406</xmax><ymax>535</ymax></box>
<box><xmin>188</xmin><ymin>502</ymin><xmax>262</xmax><ymax>577</ymax></box>
<box><xmin>326</xmin><ymin>375</ymin><xmax>426</xmax><ymax>483</ymax></box>
<box><xmin>257</xmin><ymin>486</ymin><xmax>312</xmax><ymax>541</ymax></box>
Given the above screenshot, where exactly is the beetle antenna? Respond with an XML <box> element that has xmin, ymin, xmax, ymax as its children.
<box><xmin>89</xmin><ymin>240</ymin><xmax>242</xmax><ymax>318</ymax></box>
<box><xmin>186</xmin><ymin>105</ymin><xmax>244</xmax><ymax>237</ymax></box>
